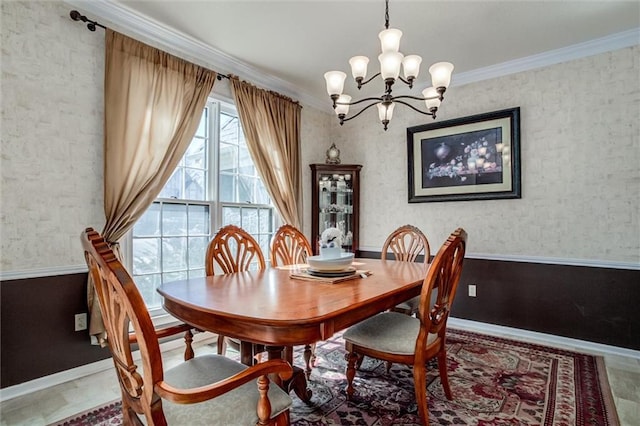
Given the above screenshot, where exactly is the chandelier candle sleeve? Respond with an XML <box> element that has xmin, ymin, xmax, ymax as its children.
<box><xmin>379</xmin><ymin>28</ymin><xmax>402</xmax><ymax>52</ymax></box>
<box><xmin>403</xmin><ymin>55</ymin><xmax>422</xmax><ymax>82</ymax></box>
<box><xmin>323</xmin><ymin>0</ymin><xmax>454</xmax><ymax>131</ymax></box>
<box><xmin>429</xmin><ymin>62</ymin><xmax>454</xmax><ymax>89</ymax></box>
<box><xmin>335</xmin><ymin>94</ymin><xmax>351</xmax><ymax>116</ymax></box>
<box><xmin>324</xmin><ymin>71</ymin><xmax>347</xmax><ymax>96</ymax></box>
<box><xmin>379</xmin><ymin>51</ymin><xmax>404</xmax><ymax>80</ymax></box>
<box><xmin>423</xmin><ymin>87</ymin><xmax>441</xmax><ymax>111</ymax></box>
<box><xmin>349</xmin><ymin>56</ymin><xmax>369</xmax><ymax>79</ymax></box>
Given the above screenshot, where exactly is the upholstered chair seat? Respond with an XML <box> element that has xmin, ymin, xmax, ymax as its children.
<box><xmin>162</xmin><ymin>355</ymin><xmax>292</xmax><ymax>425</ymax></box>
<box><xmin>342</xmin><ymin>311</ymin><xmax>437</xmax><ymax>355</ymax></box>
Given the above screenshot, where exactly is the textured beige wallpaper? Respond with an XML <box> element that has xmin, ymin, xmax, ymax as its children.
<box><xmin>2</xmin><ymin>2</ymin><xmax>637</xmax><ymax>273</ymax></box>
<box><xmin>331</xmin><ymin>46</ymin><xmax>639</xmax><ymax>264</ymax></box>
<box><xmin>1</xmin><ymin>2</ymin><xmax>106</xmax><ymax>271</ymax></box>
<box><xmin>0</xmin><ymin>1</ymin><xmax>334</xmax><ymax>272</ymax></box>
<box><xmin>300</xmin><ymin>107</ymin><xmax>334</xmax><ymax>240</ymax></box>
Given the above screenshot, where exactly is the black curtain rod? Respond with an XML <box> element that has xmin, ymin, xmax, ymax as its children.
<box><xmin>69</xmin><ymin>10</ymin><xmax>231</xmax><ymax>81</ymax></box>
<box><xmin>70</xmin><ymin>10</ymin><xmax>106</xmax><ymax>31</ymax></box>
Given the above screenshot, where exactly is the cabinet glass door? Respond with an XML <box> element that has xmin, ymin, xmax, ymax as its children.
<box><xmin>318</xmin><ymin>172</ymin><xmax>355</xmax><ymax>251</ymax></box>
<box><xmin>310</xmin><ymin>164</ymin><xmax>361</xmax><ymax>255</ymax></box>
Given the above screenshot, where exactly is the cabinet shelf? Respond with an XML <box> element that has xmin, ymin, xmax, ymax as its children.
<box><xmin>310</xmin><ymin>164</ymin><xmax>362</xmax><ymax>255</ymax></box>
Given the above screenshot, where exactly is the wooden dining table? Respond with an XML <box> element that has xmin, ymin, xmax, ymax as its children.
<box><xmin>157</xmin><ymin>258</ymin><xmax>427</xmax><ymax>401</ymax></box>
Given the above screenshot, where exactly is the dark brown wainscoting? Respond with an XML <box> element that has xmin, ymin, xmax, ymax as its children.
<box><xmin>2</xmin><ymin>258</ymin><xmax>638</xmax><ymax>388</ymax></box>
<box><xmin>359</xmin><ymin>251</ymin><xmax>640</xmax><ymax>351</ymax></box>
<box><xmin>1</xmin><ymin>273</ymin><xmax>110</xmax><ymax>389</ymax></box>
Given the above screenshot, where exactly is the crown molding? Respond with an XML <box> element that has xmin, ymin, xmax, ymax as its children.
<box><xmin>451</xmin><ymin>27</ymin><xmax>640</xmax><ymax>87</ymax></box>
<box><xmin>63</xmin><ymin>0</ymin><xmax>327</xmax><ymax>111</ymax></box>
<box><xmin>64</xmin><ymin>1</ymin><xmax>638</xmax><ymax>112</ymax></box>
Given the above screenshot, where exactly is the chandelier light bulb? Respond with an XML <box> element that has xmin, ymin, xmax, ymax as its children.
<box><xmin>402</xmin><ymin>55</ymin><xmax>422</xmax><ymax>80</ymax></box>
<box><xmin>422</xmin><ymin>87</ymin><xmax>441</xmax><ymax>110</ymax></box>
<box><xmin>378</xmin><ymin>28</ymin><xmax>402</xmax><ymax>52</ymax></box>
<box><xmin>429</xmin><ymin>62</ymin><xmax>454</xmax><ymax>89</ymax></box>
<box><xmin>379</xmin><ymin>51</ymin><xmax>404</xmax><ymax>80</ymax></box>
<box><xmin>324</xmin><ymin>71</ymin><xmax>347</xmax><ymax>95</ymax></box>
<box><xmin>349</xmin><ymin>56</ymin><xmax>369</xmax><ymax>79</ymax></box>
<box><xmin>335</xmin><ymin>94</ymin><xmax>352</xmax><ymax>116</ymax></box>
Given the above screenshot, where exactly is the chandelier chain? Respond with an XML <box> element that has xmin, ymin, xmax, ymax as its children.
<box><xmin>384</xmin><ymin>0</ymin><xmax>390</xmax><ymax>29</ymax></box>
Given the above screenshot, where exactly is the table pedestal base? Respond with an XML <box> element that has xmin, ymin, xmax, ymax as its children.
<box><xmin>241</xmin><ymin>343</ymin><xmax>312</xmax><ymax>402</ymax></box>
<box><xmin>285</xmin><ymin>366</ymin><xmax>312</xmax><ymax>402</ymax></box>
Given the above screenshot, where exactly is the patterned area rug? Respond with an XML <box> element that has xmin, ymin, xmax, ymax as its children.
<box><xmin>53</xmin><ymin>329</ymin><xmax>619</xmax><ymax>425</ymax></box>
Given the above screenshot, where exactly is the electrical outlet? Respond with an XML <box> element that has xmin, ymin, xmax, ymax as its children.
<box><xmin>468</xmin><ymin>284</ymin><xmax>477</xmax><ymax>297</ymax></box>
<box><xmin>75</xmin><ymin>313</ymin><xmax>88</xmax><ymax>331</ymax></box>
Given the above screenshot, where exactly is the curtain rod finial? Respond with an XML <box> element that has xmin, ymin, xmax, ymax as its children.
<box><xmin>69</xmin><ymin>10</ymin><xmax>106</xmax><ymax>31</ymax></box>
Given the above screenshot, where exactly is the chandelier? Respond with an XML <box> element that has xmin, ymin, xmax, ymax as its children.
<box><xmin>324</xmin><ymin>0</ymin><xmax>454</xmax><ymax>131</ymax></box>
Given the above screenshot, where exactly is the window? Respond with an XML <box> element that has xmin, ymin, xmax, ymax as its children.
<box><xmin>131</xmin><ymin>100</ymin><xmax>275</xmax><ymax>312</ymax></box>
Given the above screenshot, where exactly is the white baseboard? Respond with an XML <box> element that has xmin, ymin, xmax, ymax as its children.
<box><xmin>448</xmin><ymin>317</ymin><xmax>640</xmax><ymax>360</ymax></box>
<box><xmin>0</xmin><ymin>332</ymin><xmax>216</xmax><ymax>402</ymax></box>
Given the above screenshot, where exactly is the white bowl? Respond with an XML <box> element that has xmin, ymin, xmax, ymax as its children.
<box><xmin>307</xmin><ymin>252</ymin><xmax>355</xmax><ymax>271</ymax></box>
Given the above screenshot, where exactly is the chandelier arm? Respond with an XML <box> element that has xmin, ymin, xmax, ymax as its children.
<box><xmin>337</xmin><ymin>96</ymin><xmax>383</xmax><ymax>107</ymax></box>
<box><xmin>391</xmin><ymin>95</ymin><xmax>438</xmax><ymax>102</ymax></box>
<box><xmin>357</xmin><ymin>72</ymin><xmax>382</xmax><ymax>89</ymax></box>
<box><xmin>396</xmin><ymin>76</ymin><xmax>414</xmax><ymax>88</ymax></box>
<box><xmin>341</xmin><ymin>101</ymin><xmax>382</xmax><ymax>122</ymax></box>
<box><xmin>393</xmin><ymin>99</ymin><xmax>436</xmax><ymax>116</ymax></box>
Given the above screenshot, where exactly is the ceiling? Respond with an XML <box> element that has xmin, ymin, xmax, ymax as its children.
<box><xmin>91</xmin><ymin>1</ymin><xmax>639</xmax><ymax>108</ymax></box>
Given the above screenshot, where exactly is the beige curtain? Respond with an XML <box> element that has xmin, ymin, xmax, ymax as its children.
<box><xmin>88</xmin><ymin>29</ymin><xmax>217</xmax><ymax>343</ymax></box>
<box><xmin>230</xmin><ymin>77</ymin><xmax>303</xmax><ymax>229</ymax></box>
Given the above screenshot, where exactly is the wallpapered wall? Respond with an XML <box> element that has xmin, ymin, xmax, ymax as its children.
<box><xmin>331</xmin><ymin>46</ymin><xmax>639</xmax><ymax>264</ymax></box>
<box><xmin>1</xmin><ymin>2</ymin><xmax>106</xmax><ymax>272</ymax></box>
<box><xmin>1</xmin><ymin>2</ymin><xmax>637</xmax><ymax>274</ymax></box>
<box><xmin>0</xmin><ymin>1</ymin><xmax>331</xmax><ymax>273</ymax></box>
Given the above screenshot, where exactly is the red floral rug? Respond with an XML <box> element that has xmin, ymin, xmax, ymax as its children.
<box><xmin>53</xmin><ymin>329</ymin><xmax>619</xmax><ymax>425</ymax></box>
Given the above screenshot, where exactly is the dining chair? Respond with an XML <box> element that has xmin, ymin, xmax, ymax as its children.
<box><xmin>343</xmin><ymin>227</ymin><xmax>467</xmax><ymax>426</ymax></box>
<box><xmin>206</xmin><ymin>224</ymin><xmax>266</xmax><ymax>357</ymax></box>
<box><xmin>270</xmin><ymin>224</ymin><xmax>316</xmax><ymax>376</ymax></box>
<box><xmin>382</xmin><ymin>224</ymin><xmax>431</xmax><ymax>316</ymax></box>
<box><xmin>81</xmin><ymin>227</ymin><xmax>293</xmax><ymax>426</ymax></box>
<box><xmin>270</xmin><ymin>224</ymin><xmax>313</xmax><ymax>267</ymax></box>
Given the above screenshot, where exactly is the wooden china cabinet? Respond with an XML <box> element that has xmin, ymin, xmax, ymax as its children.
<box><xmin>310</xmin><ymin>164</ymin><xmax>362</xmax><ymax>255</ymax></box>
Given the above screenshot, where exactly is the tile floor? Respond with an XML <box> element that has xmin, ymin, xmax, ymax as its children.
<box><xmin>1</xmin><ymin>335</ymin><xmax>639</xmax><ymax>425</ymax></box>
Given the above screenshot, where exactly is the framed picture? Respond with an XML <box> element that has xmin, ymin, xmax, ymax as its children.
<box><xmin>407</xmin><ymin>107</ymin><xmax>521</xmax><ymax>203</ymax></box>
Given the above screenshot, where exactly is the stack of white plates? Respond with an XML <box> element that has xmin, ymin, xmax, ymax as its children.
<box><xmin>306</xmin><ymin>253</ymin><xmax>355</xmax><ymax>277</ymax></box>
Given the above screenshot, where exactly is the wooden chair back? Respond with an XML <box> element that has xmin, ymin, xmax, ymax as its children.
<box><xmin>381</xmin><ymin>224</ymin><xmax>430</xmax><ymax>264</ymax></box>
<box><xmin>270</xmin><ymin>224</ymin><xmax>312</xmax><ymax>267</ymax></box>
<box><xmin>269</xmin><ymin>224</ymin><xmax>316</xmax><ymax>375</ymax></box>
<box><xmin>81</xmin><ymin>228</ymin><xmax>166</xmax><ymax>423</ymax></box>
<box><xmin>206</xmin><ymin>224</ymin><xmax>266</xmax><ymax>276</ymax></box>
<box><xmin>415</xmin><ymin>228</ymin><xmax>467</xmax><ymax>353</ymax></box>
